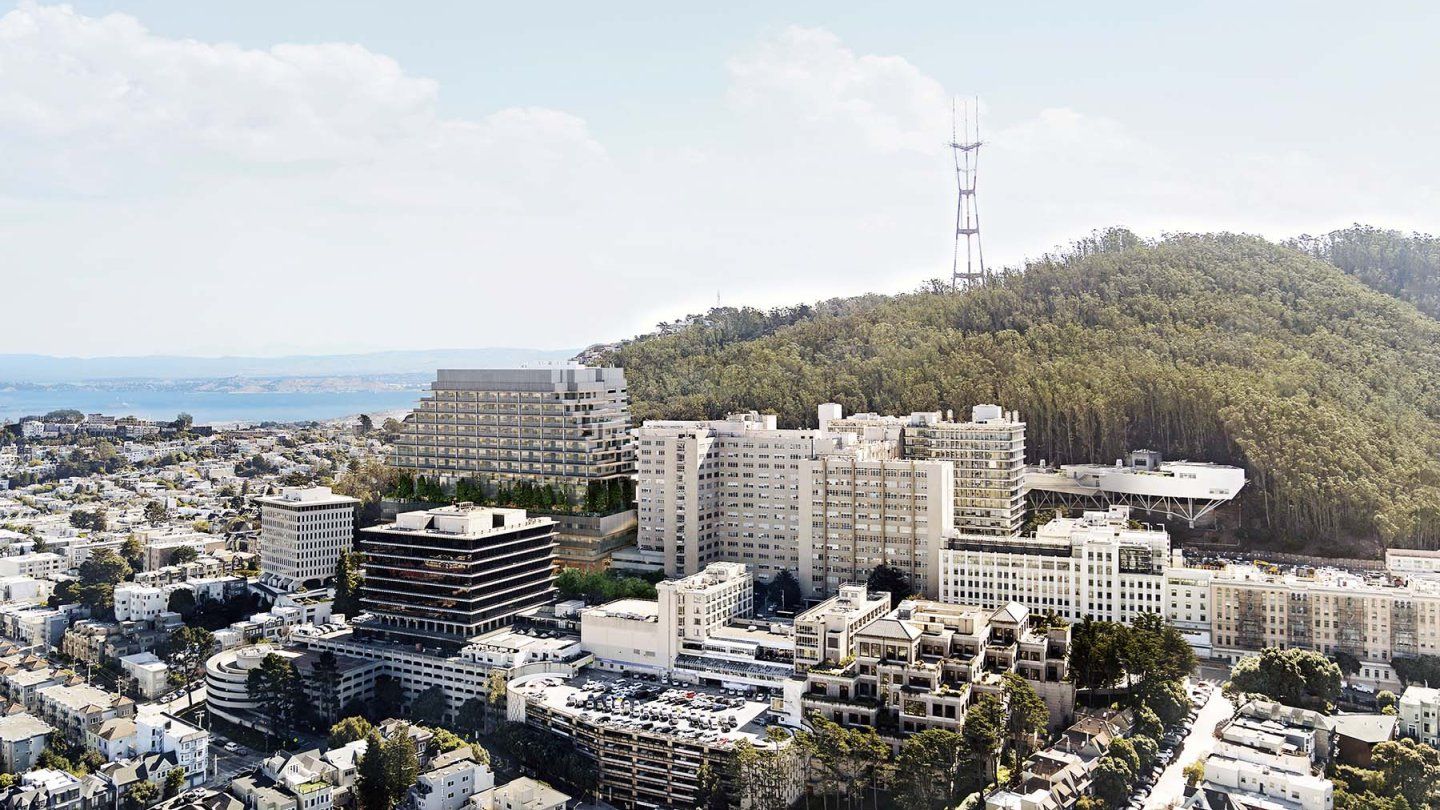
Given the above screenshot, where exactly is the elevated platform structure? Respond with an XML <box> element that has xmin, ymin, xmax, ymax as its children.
<box><xmin>1024</xmin><ymin>450</ymin><xmax>1246</xmax><ymax>527</ymax></box>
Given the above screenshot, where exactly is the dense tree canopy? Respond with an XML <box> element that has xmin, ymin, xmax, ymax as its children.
<box><xmin>554</xmin><ymin>567</ymin><xmax>658</xmax><ymax>604</ymax></box>
<box><xmin>1225</xmin><ymin>648</ymin><xmax>1343</xmax><ymax>710</ymax></box>
<box><xmin>602</xmin><ymin>231</ymin><xmax>1440</xmax><ymax>552</ymax></box>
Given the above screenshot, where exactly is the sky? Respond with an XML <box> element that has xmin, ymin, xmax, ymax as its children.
<box><xmin>1</xmin><ymin>1</ymin><xmax>1437</xmax><ymax>357</ymax></box>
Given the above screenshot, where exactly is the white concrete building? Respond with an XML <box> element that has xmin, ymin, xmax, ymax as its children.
<box><xmin>635</xmin><ymin>413</ymin><xmax>830</xmax><ymax>579</ymax></box>
<box><xmin>637</xmin><ymin>409</ymin><xmax>958</xmax><ymax>597</ymax></box>
<box><xmin>1399</xmin><ymin>685</ymin><xmax>1440</xmax><ymax>748</ymax></box>
<box><xmin>113</xmin><ymin>584</ymin><xmax>175</xmax><ymax>622</ymax></box>
<box><xmin>1385</xmin><ymin>549</ymin><xmax>1440</xmax><ymax>576</ymax></box>
<box><xmin>579</xmin><ymin>599</ymin><xmax>663</xmax><ymax>674</ymax></box>
<box><xmin>792</xmin><ymin>584</ymin><xmax>891</xmax><ymax>671</ymax></box>
<box><xmin>256</xmin><ymin>486</ymin><xmax>358</xmax><ymax>592</ymax></box>
<box><xmin>580</xmin><ymin>562</ymin><xmax>754</xmax><ymax>675</ymax></box>
<box><xmin>135</xmin><ymin>708</ymin><xmax>210</xmax><ymax>785</ymax></box>
<box><xmin>0</xmin><ymin>552</ymin><xmax>65</xmax><ymax>579</ymax></box>
<box><xmin>656</xmin><ymin>561</ymin><xmax>753</xmax><ymax>659</ymax></box>
<box><xmin>1163</xmin><ymin>564</ymin><xmax>1215</xmax><ymax>656</ymax></box>
<box><xmin>119</xmin><ymin>652</ymin><xmax>170</xmax><ymax>699</ymax></box>
<box><xmin>798</xmin><ymin>447</ymin><xmax>954</xmax><ymax>597</ymax></box>
<box><xmin>939</xmin><ymin>506</ymin><xmax>1170</xmax><ymax>623</ymax></box>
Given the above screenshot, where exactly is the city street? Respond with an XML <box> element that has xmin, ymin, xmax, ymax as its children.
<box><xmin>1145</xmin><ymin>681</ymin><xmax>1233</xmax><ymax>809</ymax></box>
<box><xmin>207</xmin><ymin>745</ymin><xmax>265</xmax><ymax>788</ymax></box>
<box><xmin>152</xmin><ymin>686</ymin><xmax>206</xmax><ymax>715</ymax></box>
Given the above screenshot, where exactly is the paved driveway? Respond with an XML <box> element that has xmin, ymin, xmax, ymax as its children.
<box><xmin>1144</xmin><ymin>682</ymin><xmax>1233</xmax><ymax>809</ymax></box>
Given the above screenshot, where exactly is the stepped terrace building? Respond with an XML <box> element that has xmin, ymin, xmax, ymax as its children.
<box><xmin>390</xmin><ymin>368</ymin><xmax>633</xmax><ymax>497</ymax></box>
<box><xmin>800</xmin><ymin>597</ymin><xmax>1074</xmax><ymax>743</ymax></box>
<box><xmin>390</xmin><ymin>368</ymin><xmax>636</xmax><ymax>569</ymax></box>
<box><xmin>358</xmin><ymin>505</ymin><xmax>557</xmax><ymax>643</ymax></box>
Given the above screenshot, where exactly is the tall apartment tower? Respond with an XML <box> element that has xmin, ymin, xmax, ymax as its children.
<box><xmin>255</xmin><ymin>486</ymin><xmax>359</xmax><ymax>592</ymax></box>
<box><xmin>358</xmin><ymin>504</ymin><xmax>557</xmax><ymax>643</ymax></box>
<box><xmin>390</xmin><ymin>368</ymin><xmax>636</xmax><ymax>569</ymax></box>
<box><xmin>823</xmin><ymin>403</ymin><xmax>1027</xmax><ymax>537</ymax></box>
<box><xmin>636</xmin><ymin>411</ymin><xmax>955</xmax><ymax>598</ymax></box>
<box><xmin>635</xmin><ymin>413</ymin><xmax>830</xmax><ymax>581</ymax></box>
<box><xmin>908</xmin><ymin>405</ymin><xmax>1027</xmax><ymax>537</ymax></box>
<box><xmin>798</xmin><ymin>450</ymin><xmax>954</xmax><ymax>597</ymax></box>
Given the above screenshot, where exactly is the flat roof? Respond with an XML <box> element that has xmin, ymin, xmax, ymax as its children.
<box><xmin>582</xmin><ymin>599</ymin><xmax>660</xmax><ymax>621</ymax></box>
<box><xmin>510</xmin><ymin>670</ymin><xmax>783</xmax><ymax>749</ymax></box>
<box><xmin>0</xmin><ymin>712</ymin><xmax>53</xmax><ymax>741</ymax></box>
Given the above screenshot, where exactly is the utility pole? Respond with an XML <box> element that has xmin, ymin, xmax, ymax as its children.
<box><xmin>950</xmin><ymin>97</ymin><xmax>986</xmax><ymax>290</ymax></box>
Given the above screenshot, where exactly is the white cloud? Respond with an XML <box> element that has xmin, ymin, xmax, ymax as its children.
<box><xmin>725</xmin><ymin>26</ymin><xmax>948</xmax><ymax>154</ymax></box>
<box><xmin>0</xmin><ymin>6</ymin><xmax>1434</xmax><ymax>357</ymax></box>
<box><xmin>0</xmin><ymin>1</ymin><xmax>605</xmax><ymax>202</ymax></box>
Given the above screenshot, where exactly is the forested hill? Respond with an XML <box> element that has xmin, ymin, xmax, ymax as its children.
<box><xmin>1290</xmin><ymin>225</ymin><xmax>1440</xmax><ymax>321</ymax></box>
<box><xmin>600</xmin><ymin>230</ymin><xmax>1440</xmax><ymax>555</ymax></box>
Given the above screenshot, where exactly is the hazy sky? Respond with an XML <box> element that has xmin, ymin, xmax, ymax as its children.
<box><xmin>2</xmin><ymin>1</ymin><xmax>1437</xmax><ymax>357</ymax></box>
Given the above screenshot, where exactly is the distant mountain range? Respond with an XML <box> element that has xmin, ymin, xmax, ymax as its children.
<box><xmin>0</xmin><ymin>348</ymin><xmax>579</xmax><ymax>383</ymax></box>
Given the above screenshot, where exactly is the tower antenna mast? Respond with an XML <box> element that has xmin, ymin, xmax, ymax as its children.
<box><xmin>950</xmin><ymin>97</ymin><xmax>986</xmax><ymax>290</ymax></box>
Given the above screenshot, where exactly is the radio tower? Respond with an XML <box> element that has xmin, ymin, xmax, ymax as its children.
<box><xmin>950</xmin><ymin>98</ymin><xmax>986</xmax><ymax>290</ymax></box>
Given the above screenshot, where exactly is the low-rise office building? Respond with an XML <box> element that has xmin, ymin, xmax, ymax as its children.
<box><xmin>940</xmin><ymin>506</ymin><xmax>1170</xmax><ymax>624</ymax></box>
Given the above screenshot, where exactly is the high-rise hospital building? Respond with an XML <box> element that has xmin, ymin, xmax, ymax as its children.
<box><xmin>635</xmin><ymin>408</ymin><xmax>957</xmax><ymax>597</ymax></box>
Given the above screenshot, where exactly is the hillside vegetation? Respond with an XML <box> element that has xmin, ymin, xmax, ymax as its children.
<box><xmin>1291</xmin><ymin>225</ymin><xmax>1440</xmax><ymax>320</ymax></box>
<box><xmin>602</xmin><ymin>230</ymin><xmax>1440</xmax><ymax>554</ymax></box>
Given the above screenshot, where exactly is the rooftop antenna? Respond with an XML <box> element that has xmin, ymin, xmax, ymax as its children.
<box><xmin>950</xmin><ymin>96</ymin><xmax>986</xmax><ymax>291</ymax></box>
